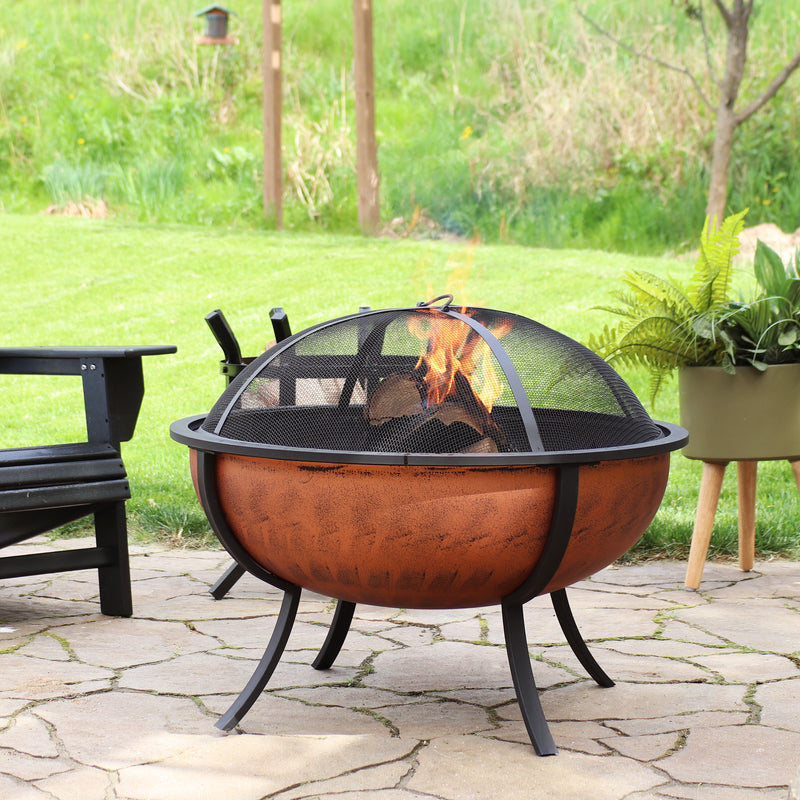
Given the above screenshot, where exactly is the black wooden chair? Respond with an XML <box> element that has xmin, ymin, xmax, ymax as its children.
<box><xmin>0</xmin><ymin>346</ymin><xmax>175</xmax><ymax>616</ymax></box>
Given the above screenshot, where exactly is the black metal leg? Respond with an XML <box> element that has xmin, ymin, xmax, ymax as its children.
<box><xmin>312</xmin><ymin>599</ymin><xmax>356</xmax><ymax>670</ymax></box>
<box><xmin>551</xmin><ymin>588</ymin><xmax>614</xmax><ymax>688</ymax></box>
<box><xmin>216</xmin><ymin>587</ymin><xmax>301</xmax><ymax>731</ymax></box>
<box><xmin>210</xmin><ymin>561</ymin><xmax>246</xmax><ymax>600</ymax></box>
<box><xmin>501</xmin><ymin>601</ymin><xmax>557</xmax><ymax>756</ymax></box>
<box><xmin>95</xmin><ymin>502</ymin><xmax>133</xmax><ymax>617</ymax></box>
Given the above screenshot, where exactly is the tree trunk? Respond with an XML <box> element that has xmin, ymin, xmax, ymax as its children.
<box><xmin>706</xmin><ymin>106</ymin><xmax>737</xmax><ymax>226</ymax></box>
<box><xmin>705</xmin><ymin>0</ymin><xmax>750</xmax><ymax>225</ymax></box>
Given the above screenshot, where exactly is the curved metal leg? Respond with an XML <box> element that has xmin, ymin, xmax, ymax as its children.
<box><xmin>210</xmin><ymin>561</ymin><xmax>246</xmax><ymax>600</ymax></box>
<box><xmin>312</xmin><ymin>599</ymin><xmax>356</xmax><ymax>670</ymax></box>
<box><xmin>216</xmin><ymin>587</ymin><xmax>301</xmax><ymax>731</ymax></box>
<box><xmin>551</xmin><ymin>588</ymin><xmax>614</xmax><ymax>688</ymax></box>
<box><xmin>501</xmin><ymin>600</ymin><xmax>557</xmax><ymax>756</ymax></box>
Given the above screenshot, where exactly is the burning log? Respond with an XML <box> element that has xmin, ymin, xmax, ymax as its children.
<box><xmin>362</xmin><ymin>306</ymin><xmax>516</xmax><ymax>453</ymax></box>
<box><xmin>364</xmin><ymin>372</ymin><xmax>505</xmax><ymax>453</ymax></box>
<box><xmin>365</xmin><ymin>374</ymin><xmax>424</xmax><ymax>425</ymax></box>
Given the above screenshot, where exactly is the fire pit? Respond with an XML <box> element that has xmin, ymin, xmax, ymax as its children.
<box><xmin>171</xmin><ymin>298</ymin><xmax>687</xmax><ymax>755</ymax></box>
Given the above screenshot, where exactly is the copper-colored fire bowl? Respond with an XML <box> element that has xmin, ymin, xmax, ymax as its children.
<box><xmin>189</xmin><ymin>445</ymin><xmax>671</xmax><ymax>609</ymax></box>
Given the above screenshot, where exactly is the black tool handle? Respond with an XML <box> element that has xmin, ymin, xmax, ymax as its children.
<box><xmin>205</xmin><ymin>309</ymin><xmax>243</xmax><ymax>365</ymax></box>
<box><xmin>269</xmin><ymin>307</ymin><xmax>292</xmax><ymax>343</ymax></box>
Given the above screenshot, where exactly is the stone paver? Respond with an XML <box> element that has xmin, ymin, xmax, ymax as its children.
<box><xmin>1</xmin><ymin>536</ymin><xmax>799</xmax><ymax>799</ymax></box>
<box><xmin>791</xmin><ymin>767</ymin><xmax>800</xmax><ymax>800</ymax></box>
<box><xmin>658</xmin><ymin>725</ymin><xmax>800</xmax><ymax>788</ymax></box>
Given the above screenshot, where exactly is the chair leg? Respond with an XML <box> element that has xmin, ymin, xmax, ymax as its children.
<box><xmin>312</xmin><ymin>600</ymin><xmax>356</xmax><ymax>670</ymax></box>
<box><xmin>551</xmin><ymin>589</ymin><xmax>613</xmax><ymax>687</ymax></box>
<box><xmin>685</xmin><ymin>461</ymin><xmax>727</xmax><ymax>589</ymax></box>
<box><xmin>501</xmin><ymin>600</ymin><xmax>557</xmax><ymax>756</ymax></box>
<box><xmin>210</xmin><ymin>561</ymin><xmax>246</xmax><ymax>600</ymax></box>
<box><xmin>94</xmin><ymin>502</ymin><xmax>132</xmax><ymax>617</ymax></box>
<box><xmin>737</xmin><ymin>461</ymin><xmax>757</xmax><ymax>572</ymax></box>
<box><xmin>216</xmin><ymin>587</ymin><xmax>301</xmax><ymax>731</ymax></box>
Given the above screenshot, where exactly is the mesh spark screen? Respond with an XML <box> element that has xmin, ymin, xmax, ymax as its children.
<box><xmin>202</xmin><ymin>307</ymin><xmax>662</xmax><ymax>454</ymax></box>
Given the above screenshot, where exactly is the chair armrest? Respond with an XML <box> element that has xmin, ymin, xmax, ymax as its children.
<box><xmin>0</xmin><ymin>345</ymin><xmax>176</xmax><ymax>445</ymax></box>
<box><xmin>0</xmin><ymin>346</ymin><xmax>176</xmax><ymax>370</ymax></box>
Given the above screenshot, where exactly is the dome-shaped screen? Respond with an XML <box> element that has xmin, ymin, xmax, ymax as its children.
<box><xmin>201</xmin><ymin>303</ymin><xmax>662</xmax><ymax>456</ymax></box>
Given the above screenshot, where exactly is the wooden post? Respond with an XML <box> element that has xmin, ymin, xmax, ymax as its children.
<box><xmin>353</xmin><ymin>0</ymin><xmax>380</xmax><ymax>235</ymax></box>
<box><xmin>263</xmin><ymin>0</ymin><xmax>282</xmax><ymax>228</ymax></box>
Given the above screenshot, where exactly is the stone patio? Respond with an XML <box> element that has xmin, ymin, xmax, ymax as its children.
<box><xmin>1</xmin><ymin>536</ymin><xmax>799</xmax><ymax>800</ymax></box>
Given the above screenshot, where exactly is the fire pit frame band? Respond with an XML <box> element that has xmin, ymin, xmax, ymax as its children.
<box><xmin>189</xmin><ymin>442</ymin><xmax>639</xmax><ymax>756</ymax></box>
<box><xmin>173</xmin><ymin>415</ymin><xmax>687</xmax><ymax>467</ymax></box>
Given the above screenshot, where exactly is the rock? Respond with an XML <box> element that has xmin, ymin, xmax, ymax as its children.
<box><xmin>737</xmin><ymin>223</ymin><xmax>800</xmax><ymax>263</ymax></box>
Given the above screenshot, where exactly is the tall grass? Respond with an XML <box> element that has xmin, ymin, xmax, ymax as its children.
<box><xmin>2</xmin><ymin>1</ymin><xmax>800</xmax><ymax>250</ymax></box>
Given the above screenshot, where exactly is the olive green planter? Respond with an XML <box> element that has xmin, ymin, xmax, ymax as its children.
<box><xmin>679</xmin><ymin>364</ymin><xmax>800</xmax><ymax>462</ymax></box>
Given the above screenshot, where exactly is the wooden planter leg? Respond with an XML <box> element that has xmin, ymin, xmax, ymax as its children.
<box><xmin>685</xmin><ymin>461</ymin><xmax>727</xmax><ymax>589</ymax></box>
<box><xmin>790</xmin><ymin>460</ymin><xmax>800</xmax><ymax>497</ymax></box>
<box><xmin>737</xmin><ymin>461</ymin><xmax>757</xmax><ymax>572</ymax></box>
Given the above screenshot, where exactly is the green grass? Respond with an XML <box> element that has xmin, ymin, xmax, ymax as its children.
<box><xmin>2</xmin><ymin>1</ymin><xmax>800</xmax><ymax>252</ymax></box>
<box><xmin>2</xmin><ymin>212</ymin><xmax>799</xmax><ymax>559</ymax></box>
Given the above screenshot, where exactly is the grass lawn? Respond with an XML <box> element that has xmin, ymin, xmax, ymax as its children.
<box><xmin>2</xmin><ymin>213</ymin><xmax>798</xmax><ymax>560</ymax></box>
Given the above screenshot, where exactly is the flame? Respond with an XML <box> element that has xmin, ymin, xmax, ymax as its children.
<box><xmin>408</xmin><ymin>308</ymin><xmax>512</xmax><ymax>413</ymax></box>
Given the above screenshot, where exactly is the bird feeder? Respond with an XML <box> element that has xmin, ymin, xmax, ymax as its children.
<box><xmin>195</xmin><ymin>5</ymin><xmax>238</xmax><ymax>45</ymax></box>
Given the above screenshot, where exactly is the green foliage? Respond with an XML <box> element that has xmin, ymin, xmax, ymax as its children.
<box><xmin>3</xmin><ymin>1</ymin><xmax>800</xmax><ymax>250</ymax></box>
<box><xmin>710</xmin><ymin>241</ymin><xmax>800</xmax><ymax>370</ymax></box>
<box><xmin>688</xmin><ymin>211</ymin><xmax>747</xmax><ymax>312</ymax></box>
<box><xmin>592</xmin><ymin>208</ymin><xmax>800</xmax><ymax>404</ymax></box>
<box><xmin>588</xmin><ymin>210</ymin><xmax>748</xmax><ymax>401</ymax></box>
<box><xmin>41</xmin><ymin>162</ymin><xmax>109</xmax><ymax>206</ymax></box>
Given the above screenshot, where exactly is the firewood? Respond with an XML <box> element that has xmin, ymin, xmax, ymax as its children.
<box><xmin>427</xmin><ymin>401</ymin><xmax>485</xmax><ymax>436</ymax></box>
<box><xmin>364</xmin><ymin>369</ymin><xmax>510</xmax><ymax>453</ymax></box>
<box><xmin>366</xmin><ymin>374</ymin><xmax>424</xmax><ymax>425</ymax></box>
<box><xmin>461</xmin><ymin>436</ymin><xmax>499</xmax><ymax>454</ymax></box>
<box><xmin>391</xmin><ymin>416</ymin><xmax>486</xmax><ymax>454</ymax></box>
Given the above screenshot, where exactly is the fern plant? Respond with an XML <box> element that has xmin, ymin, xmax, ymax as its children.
<box><xmin>588</xmin><ymin>210</ymin><xmax>800</xmax><ymax>404</ymax></box>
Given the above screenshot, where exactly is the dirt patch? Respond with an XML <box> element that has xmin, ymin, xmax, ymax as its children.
<box><xmin>380</xmin><ymin>208</ymin><xmax>471</xmax><ymax>242</ymax></box>
<box><xmin>43</xmin><ymin>197</ymin><xmax>111</xmax><ymax>219</ymax></box>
